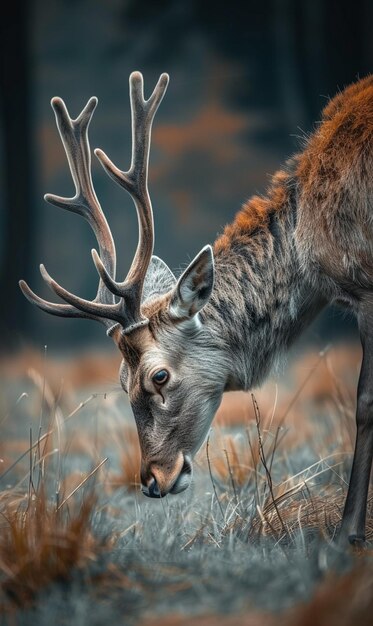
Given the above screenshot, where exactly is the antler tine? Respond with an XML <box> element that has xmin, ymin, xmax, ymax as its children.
<box><xmin>38</xmin><ymin>264</ymin><xmax>125</xmax><ymax>324</ymax></box>
<box><xmin>91</xmin><ymin>248</ymin><xmax>123</xmax><ymax>297</ymax></box>
<box><xmin>44</xmin><ymin>96</ymin><xmax>117</xmax><ymax>307</ymax></box>
<box><xmin>19</xmin><ymin>280</ymin><xmax>100</xmax><ymax>322</ymax></box>
<box><xmin>20</xmin><ymin>95</ymin><xmax>121</xmax><ymax>329</ymax></box>
<box><xmin>95</xmin><ymin>72</ymin><xmax>169</xmax><ymax>297</ymax></box>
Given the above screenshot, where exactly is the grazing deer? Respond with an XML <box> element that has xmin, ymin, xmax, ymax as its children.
<box><xmin>20</xmin><ymin>73</ymin><xmax>373</xmax><ymax>545</ymax></box>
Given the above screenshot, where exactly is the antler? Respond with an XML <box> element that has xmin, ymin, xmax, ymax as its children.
<box><xmin>94</xmin><ymin>71</ymin><xmax>169</xmax><ymax>333</ymax></box>
<box><xmin>19</xmin><ymin>71</ymin><xmax>169</xmax><ymax>335</ymax></box>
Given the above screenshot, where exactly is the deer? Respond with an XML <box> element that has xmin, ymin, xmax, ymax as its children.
<box><xmin>20</xmin><ymin>72</ymin><xmax>373</xmax><ymax>546</ymax></box>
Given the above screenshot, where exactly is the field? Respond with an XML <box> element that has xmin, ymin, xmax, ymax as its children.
<box><xmin>0</xmin><ymin>343</ymin><xmax>372</xmax><ymax>625</ymax></box>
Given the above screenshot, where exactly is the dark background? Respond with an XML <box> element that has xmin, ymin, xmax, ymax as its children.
<box><xmin>1</xmin><ymin>0</ymin><xmax>371</xmax><ymax>354</ymax></box>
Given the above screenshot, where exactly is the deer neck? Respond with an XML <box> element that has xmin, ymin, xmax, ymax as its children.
<box><xmin>205</xmin><ymin>168</ymin><xmax>324</xmax><ymax>391</ymax></box>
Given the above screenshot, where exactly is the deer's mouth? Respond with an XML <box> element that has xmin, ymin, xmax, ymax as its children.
<box><xmin>169</xmin><ymin>456</ymin><xmax>193</xmax><ymax>495</ymax></box>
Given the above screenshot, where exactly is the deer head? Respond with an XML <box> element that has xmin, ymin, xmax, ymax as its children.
<box><xmin>20</xmin><ymin>73</ymin><xmax>227</xmax><ymax>498</ymax></box>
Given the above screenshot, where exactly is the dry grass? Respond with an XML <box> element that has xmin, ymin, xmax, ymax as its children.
<box><xmin>0</xmin><ymin>342</ymin><xmax>371</xmax><ymax>623</ymax></box>
<box><xmin>139</xmin><ymin>561</ymin><xmax>373</xmax><ymax>626</ymax></box>
<box><xmin>140</xmin><ymin>613</ymin><xmax>275</xmax><ymax>626</ymax></box>
<box><xmin>0</xmin><ymin>348</ymin><xmax>121</xmax><ymax>413</ymax></box>
<box><xmin>0</xmin><ymin>373</ymin><xmax>112</xmax><ymax>613</ymax></box>
<box><xmin>109</xmin><ymin>427</ymin><xmax>142</xmax><ymax>492</ymax></box>
<box><xmin>193</xmin><ymin>345</ymin><xmax>362</xmax><ymax>545</ymax></box>
<box><xmin>210</xmin><ymin>433</ymin><xmax>255</xmax><ymax>488</ymax></box>
<box><xmin>196</xmin><ymin>385</ymin><xmax>360</xmax><ymax>544</ymax></box>
<box><xmin>0</xmin><ymin>488</ymin><xmax>102</xmax><ymax>610</ymax></box>
<box><xmin>287</xmin><ymin>561</ymin><xmax>373</xmax><ymax>626</ymax></box>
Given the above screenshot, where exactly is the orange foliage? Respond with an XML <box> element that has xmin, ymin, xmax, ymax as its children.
<box><xmin>152</xmin><ymin>101</ymin><xmax>248</xmax><ymax>165</ymax></box>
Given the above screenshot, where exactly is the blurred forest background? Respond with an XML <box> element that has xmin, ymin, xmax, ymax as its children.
<box><xmin>1</xmin><ymin>0</ymin><xmax>372</xmax><ymax>354</ymax></box>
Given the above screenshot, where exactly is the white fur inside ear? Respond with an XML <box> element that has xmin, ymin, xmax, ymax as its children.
<box><xmin>142</xmin><ymin>255</ymin><xmax>176</xmax><ymax>304</ymax></box>
<box><xmin>169</xmin><ymin>299</ymin><xmax>185</xmax><ymax>319</ymax></box>
<box><xmin>170</xmin><ymin>245</ymin><xmax>214</xmax><ymax>319</ymax></box>
<box><xmin>178</xmin><ymin>281</ymin><xmax>195</xmax><ymax>304</ymax></box>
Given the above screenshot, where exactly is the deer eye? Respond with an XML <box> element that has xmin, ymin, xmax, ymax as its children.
<box><xmin>152</xmin><ymin>369</ymin><xmax>169</xmax><ymax>386</ymax></box>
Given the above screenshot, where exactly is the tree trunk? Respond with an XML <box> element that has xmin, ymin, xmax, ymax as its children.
<box><xmin>0</xmin><ymin>0</ymin><xmax>35</xmax><ymax>350</ymax></box>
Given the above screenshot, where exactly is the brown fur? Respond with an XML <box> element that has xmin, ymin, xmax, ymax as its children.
<box><xmin>296</xmin><ymin>76</ymin><xmax>373</xmax><ymax>295</ymax></box>
<box><xmin>215</xmin><ymin>76</ymin><xmax>373</xmax><ymax>302</ymax></box>
<box><xmin>214</xmin><ymin>169</ymin><xmax>290</xmax><ymax>254</ymax></box>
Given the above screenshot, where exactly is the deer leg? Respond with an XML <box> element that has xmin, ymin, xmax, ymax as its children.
<box><xmin>340</xmin><ymin>304</ymin><xmax>373</xmax><ymax>545</ymax></box>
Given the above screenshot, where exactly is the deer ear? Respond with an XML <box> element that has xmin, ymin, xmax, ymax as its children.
<box><xmin>119</xmin><ymin>359</ymin><xmax>129</xmax><ymax>393</ymax></box>
<box><xmin>170</xmin><ymin>245</ymin><xmax>214</xmax><ymax>319</ymax></box>
<box><xmin>142</xmin><ymin>255</ymin><xmax>176</xmax><ymax>303</ymax></box>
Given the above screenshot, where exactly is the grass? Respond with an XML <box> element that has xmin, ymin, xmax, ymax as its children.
<box><xmin>0</xmin><ymin>343</ymin><xmax>372</xmax><ymax>625</ymax></box>
<box><xmin>0</xmin><ymin>488</ymin><xmax>99</xmax><ymax>608</ymax></box>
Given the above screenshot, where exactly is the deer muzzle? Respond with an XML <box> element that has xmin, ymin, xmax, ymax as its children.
<box><xmin>141</xmin><ymin>452</ymin><xmax>192</xmax><ymax>498</ymax></box>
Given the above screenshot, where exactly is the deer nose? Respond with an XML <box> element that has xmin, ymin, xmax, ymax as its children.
<box><xmin>141</xmin><ymin>477</ymin><xmax>161</xmax><ymax>498</ymax></box>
